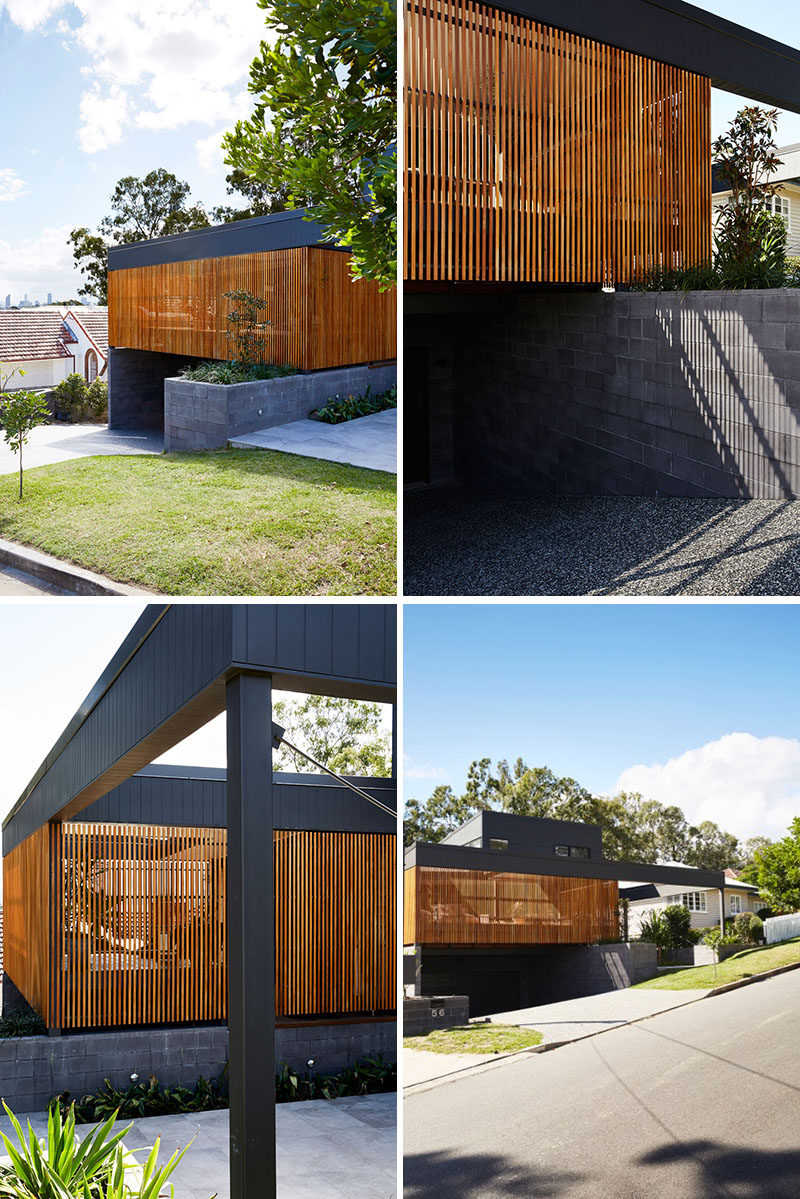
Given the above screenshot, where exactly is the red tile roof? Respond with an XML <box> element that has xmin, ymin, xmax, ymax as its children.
<box><xmin>66</xmin><ymin>307</ymin><xmax>108</xmax><ymax>357</ymax></box>
<box><xmin>0</xmin><ymin>310</ymin><xmax>74</xmax><ymax>362</ymax></box>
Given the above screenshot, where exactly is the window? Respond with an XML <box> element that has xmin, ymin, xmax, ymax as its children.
<box><xmin>555</xmin><ymin>844</ymin><xmax>591</xmax><ymax>859</ymax></box>
<box><xmin>730</xmin><ymin>894</ymin><xmax>742</xmax><ymax>914</ymax></box>
<box><xmin>679</xmin><ymin>892</ymin><xmax>707</xmax><ymax>912</ymax></box>
<box><xmin>768</xmin><ymin>194</ymin><xmax>790</xmax><ymax>222</ymax></box>
<box><xmin>489</xmin><ymin>838</ymin><xmax>508</xmax><ymax>851</ymax></box>
<box><xmin>555</xmin><ymin>845</ymin><xmax>569</xmax><ymax>858</ymax></box>
<box><xmin>85</xmin><ymin>348</ymin><xmax>98</xmax><ymax>382</ymax></box>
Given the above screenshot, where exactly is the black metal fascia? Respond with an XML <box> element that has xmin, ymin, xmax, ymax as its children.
<box><xmin>406</xmin><ymin>840</ymin><xmax>726</xmax><ymax>890</ymax></box>
<box><xmin>489</xmin><ymin>0</ymin><xmax>800</xmax><ymax>115</ymax></box>
<box><xmin>106</xmin><ymin>210</ymin><xmax>342</xmax><ymax>272</ymax></box>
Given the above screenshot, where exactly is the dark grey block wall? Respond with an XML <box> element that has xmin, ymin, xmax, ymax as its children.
<box><xmin>108</xmin><ymin>348</ymin><xmax>205</xmax><ymax>431</ymax></box>
<box><xmin>412</xmin><ymin>289</ymin><xmax>800</xmax><ymax>497</ymax></box>
<box><xmin>403</xmin><ymin>996</ymin><xmax>469</xmax><ymax>1036</ymax></box>
<box><xmin>164</xmin><ymin>362</ymin><xmax>397</xmax><ymax>451</ymax></box>
<box><xmin>0</xmin><ymin>1020</ymin><xmax>395</xmax><ymax>1113</ymax></box>
<box><xmin>419</xmin><ymin>943</ymin><xmax>658</xmax><ymax>1016</ymax></box>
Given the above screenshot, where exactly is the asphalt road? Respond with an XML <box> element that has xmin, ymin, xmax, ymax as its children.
<box><xmin>404</xmin><ymin>971</ymin><xmax>800</xmax><ymax>1199</ymax></box>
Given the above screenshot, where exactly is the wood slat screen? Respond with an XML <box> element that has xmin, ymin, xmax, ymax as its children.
<box><xmin>405</xmin><ymin>865</ymin><xmax>619</xmax><ymax>945</ymax></box>
<box><xmin>3</xmin><ymin>825</ymin><xmax>54</xmax><ymax>1025</ymax></box>
<box><xmin>108</xmin><ymin>247</ymin><xmax>396</xmax><ymax>369</ymax></box>
<box><xmin>275</xmin><ymin>830</ymin><xmax>396</xmax><ymax>1016</ymax></box>
<box><xmin>405</xmin><ymin>0</ymin><xmax>711</xmax><ymax>285</ymax></box>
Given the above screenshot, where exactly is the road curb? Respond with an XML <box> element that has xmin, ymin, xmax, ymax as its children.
<box><xmin>0</xmin><ymin>538</ymin><xmax>152</xmax><ymax>596</ymax></box>
<box><xmin>705</xmin><ymin>957</ymin><xmax>800</xmax><ymax>997</ymax></box>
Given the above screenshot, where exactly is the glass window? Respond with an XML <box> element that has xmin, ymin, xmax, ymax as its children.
<box><xmin>569</xmin><ymin>846</ymin><xmax>591</xmax><ymax>859</ymax></box>
<box><xmin>554</xmin><ymin>845</ymin><xmax>569</xmax><ymax>857</ymax></box>
<box><xmin>768</xmin><ymin>195</ymin><xmax>790</xmax><ymax>221</ymax></box>
<box><xmin>680</xmin><ymin>891</ymin><xmax>707</xmax><ymax>912</ymax></box>
<box><xmin>489</xmin><ymin>838</ymin><xmax>508</xmax><ymax>851</ymax></box>
<box><xmin>730</xmin><ymin>894</ymin><xmax>742</xmax><ymax>914</ymax></box>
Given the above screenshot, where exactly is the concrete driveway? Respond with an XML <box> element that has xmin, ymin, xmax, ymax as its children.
<box><xmin>230</xmin><ymin>408</ymin><xmax>397</xmax><ymax>473</ymax></box>
<box><xmin>0</xmin><ymin>424</ymin><xmax>163</xmax><ymax>476</ymax></box>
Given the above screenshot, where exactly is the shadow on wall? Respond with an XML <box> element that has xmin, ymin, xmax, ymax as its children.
<box><xmin>404</xmin><ymin>1150</ymin><xmax>588</xmax><ymax>1198</ymax></box>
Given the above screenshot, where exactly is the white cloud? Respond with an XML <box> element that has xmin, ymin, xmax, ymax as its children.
<box><xmin>0</xmin><ymin>169</ymin><xmax>27</xmax><ymax>202</ymax></box>
<box><xmin>404</xmin><ymin>754</ymin><xmax>448</xmax><ymax>782</ymax></box>
<box><xmin>0</xmin><ymin>223</ymin><xmax>82</xmax><ymax>297</ymax></box>
<box><xmin>615</xmin><ymin>733</ymin><xmax>800</xmax><ymax>842</ymax></box>
<box><xmin>1</xmin><ymin>0</ymin><xmax>271</xmax><ymax>154</ymax></box>
<box><xmin>195</xmin><ymin>128</ymin><xmax>229</xmax><ymax>174</ymax></box>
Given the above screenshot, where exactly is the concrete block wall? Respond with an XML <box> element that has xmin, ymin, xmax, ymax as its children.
<box><xmin>164</xmin><ymin>362</ymin><xmax>397</xmax><ymax>452</ymax></box>
<box><xmin>403</xmin><ymin>996</ymin><xmax>469</xmax><ymax>1036</ymax></box>
<box><xmin>445</xmin><ymin>289</ymin><xmax>800</xmax><ymax>497</ymax></box>
<box><xmin>0</xmin><ymin>1020</ymin><xmax>396</xmax><ymax>1114</ymax></box>
<box><xmin>107</xmin><ymin>348</ymin><xmax>205</xmax><ymax>431</ymax></box>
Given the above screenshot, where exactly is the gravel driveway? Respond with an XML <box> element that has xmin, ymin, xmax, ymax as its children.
<box><xmin>404</xmin><ymin>489</ymin><xmax>800</xmax><ymax>595</ymax></box>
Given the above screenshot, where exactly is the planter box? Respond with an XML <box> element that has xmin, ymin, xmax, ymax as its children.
<box><xmin>164</xmin><ymin>362</ymin><xmax>396</xmax><ymax>452</ymax></box>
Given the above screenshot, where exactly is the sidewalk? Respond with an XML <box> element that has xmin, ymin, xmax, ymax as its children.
<box><xmin>404</xmin><ymin>988</ymin><xmax>711</xmax><ymax>1092</ymax></box>
<box><xmin>0</xmin><ymin>425</ymin><xmax>162</xmax><ymax>476</ymax></box>
<box><xmin>230</xmin><ymin>409</ymin><xmax>397</xmax><ymax>473</ymax></box>
<box><xmin>0</xmin><ymin>1094</ymin><xmax>397</xmax><ymax>1199</ymax></box>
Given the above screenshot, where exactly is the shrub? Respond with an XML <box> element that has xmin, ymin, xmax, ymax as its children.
<box><xmin>85</xmin><ymin>377</ymin><xmax>108</xmax><ymax>421</ymax></box>
<box><xmin>51</xmin><ymin>1071</ymin><xmax>228</xmax><ymax>1125</ymax></box>
<box><xmin>0</xmin><ymin>1011</ymin><xmax>46</xmax><ymax>1038</ymax></box>
<box><xmin>757</xmin><ymin>906</ymin><xmax>774</xmax><ymax>920</ymax></box>
<box><xmin>275</xmin><ymin>1055</ymin><xmax>396</xmax><ymax>1103</ymax></box>
<box><xmin>177</xmin><ymin>361</ymin><xmax>297</xmax><ymax>385</ymax></box>
<box><xmin>52</xmin><ymin>372</ymin><xmax>88</xmax><ymax>418</ymax></box>
<box><xmin>662</xmin><ymin>904</ymin><xmax>694</xmax><ymax>949</ymax></box>
<box><xmin>638</xmin><ymin>910</ymin><xmax>670</xmax><ymax>957</ymax></box>
<box><xmin>733</xmin><ymin>912</ymin><xmax>764</xmax><ymax>943</ymax></box>
<box><xmin>310</xmin><ymin>384</ymin><xmax>397</xmax><ymax>424</ymax></box>
<box><xmin>702</xmin><ymin>927</ymin><xmax>741</xmax><ymax>950</ymax></box>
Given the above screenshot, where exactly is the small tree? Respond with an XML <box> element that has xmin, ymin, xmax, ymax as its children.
<box><xmin>0</xmin><ymin>364</ymin><xmax>26</xmax><ymax>393</ymax></box>
<box><xmin>223</xmin><ymin>289</ymin><xmax>271</xmax><ymax>369</ymax></box>
<box><xmin>713</xmin><ymin>107</ymin><xmax>786</xmax><ymax>275</ymax></box>
<box><xmin>0</xmin><ymin>390</ymin><xmax>51</xmax><ymax>498</ymax></box>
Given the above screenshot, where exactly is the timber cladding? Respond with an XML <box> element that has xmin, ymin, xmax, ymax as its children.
<box><xmin>405</xmin><ymin>0</ymin><xmax>711</xmax><ymax>285</ymax></box>
<box><xmin>404</xmin><ymin>865</ymin><xmax>619</xmax><ymax>945</ymax></box>
<box><xmin>108</xmin><ymin>246</ymin><xmax>396</xmax><ymax>370</ymax></box>
<box><xmin>4</xmin><ymin>824</ymin><xmax>396</xmax><ymax>1030</ymax></box>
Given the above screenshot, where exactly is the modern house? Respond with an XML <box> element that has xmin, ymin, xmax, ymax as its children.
<box><xmin>712</xmin><ymin>143</ymin><xmax>800</xmax><ymax>257</ymax></box>
<box><xmin>106</xmin><ymin>209</ymin><xmax>396</xmax><ymax>439</ymax></box>
<box><xmin>0</xmin><ymin>603</ymin><xmax>396</xmax><ymax>1199</ymax></box>
<box><xmin>0</xmin><ymin>308</ymin><xmax>108</xmax><ymax>390</ymax></box>
<box><xmin>625</xmin><ymin>867</ymin><xmax>765</xmax><ymax>935</ymax></box>
<box><xmin>404</xmin><ymin>0</ymin><xmax>800</xmax><ymax>501</ymax></box>
<box><xmin>404</xmin><ymin>810</ymin><xmax>726</xmax><ymax>1015</ymax></box>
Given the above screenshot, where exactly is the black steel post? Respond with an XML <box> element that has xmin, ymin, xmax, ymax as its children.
<box><xmin>720</xmin><ymin>888</ymin><xmax>726</xmax><ymax>936</ymax></box>
<box><xmin>226</xmin><ymin>672</ymin><xmax>276</xmax><ymax>1199</ymax></box>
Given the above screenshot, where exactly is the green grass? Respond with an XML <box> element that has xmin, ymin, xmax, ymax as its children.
<box><xmin>403</xmin><ymin>1024</ymin><xmax>543</xmax><ymax>1055</ymax></box>
<box><xmin>633</xmin><ymin>938</ymin><xmax>800</xmax><ymax>991</ymax></box>
<box><xmin>0</xmin><ymin>449</ymin><xmax>396</xmax><ymax>595</ymax></box>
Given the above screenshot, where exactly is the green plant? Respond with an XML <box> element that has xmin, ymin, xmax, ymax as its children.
<box><xmin>51</xmin><ymin>1071</ymin><xmax>229</xmax><ymax>1126</ymax></box>
<box><xmin>223</xmin><ymin>288</ymin><xmax>271</xmax><ymax>369</ymax></box>
<box><xmin>0</xmin><ymin>1011</ymin><xmax>46</xmax><ymax>1038</ymax></box>
<box><xmin>0</xmin><ymin>389</ymin><xmax>51</xmax><ymax>499</ymax></box>
<box><xmin>275</xmin><ymin>1055</ymin><xmax>395</xmax><ymax>1103</ymax></box>
<box><xmin>713</xmin><ymin>106</ymin><xmax>784</xmax><ymax>269</ymax></box>
<box><xmin>311</xmin><ymin>384</ymin><xmax>396</xmax><ymax>424</ymax></box>
<box><xmin>757</xmin><ymin>906</ymin><xmax>774</xmax><ymax>920</ymax></box>
<box><xmin>177</xmin><ymin>361</ymin><xmax>296</xmax><ymax>385</ymax></box>
<box><xmin>733</xmin><ymin>912</ymin><xmax>764</xmax><ymax>943</ymax></box>
<box><xmin>0</xmin><ymin>1100</ymin><xmax>129</xmax><ymax>1199</ymax></box>
<box><xmin>638</xmin><ymin>910</ymin><xmax>670</xmax><ymax>959</ymax></box>
<box><xmin>52</xmin><ymin>373</ymin><xmax>89</xmax><ymax>419</ymax></box>
<box><xmin>0</xmin><ymin>365</ymin><xmax>27</xmax><ymax>393</ymax></box>
<box><xmin>662</xmin><ymin>904</ymin><xmax>694</xmax><ymax>948</ymax></box>
<box><xmin>85</xmin><ymin>378</ymin><xmax>109</xmax><ymax>421</ymax></box>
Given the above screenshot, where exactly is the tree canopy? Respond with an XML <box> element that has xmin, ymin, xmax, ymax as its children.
<box><xmin>273</xmin><ymin>694</ymin><xmax>391</xmax><ymax>777</ymax></box>
<box><xmin>755</xmin><ymin>819</ymin><xmax>800</xmax><ymax>911</ymax></box>
<box><xmin>222</xmin><ymin>0</ymin><xmax>396</xmax><ymax>288</ymax></box>
<box><xmin>404</xmin><ymin>756</ymin><xmax>745</xmax><ymax>870</ymax></box>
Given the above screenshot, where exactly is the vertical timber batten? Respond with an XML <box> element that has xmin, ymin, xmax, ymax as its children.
<box><xmin>404</xmin><ymin>0</ymin><xmax>711</xmax><ymax>285</ymax></box>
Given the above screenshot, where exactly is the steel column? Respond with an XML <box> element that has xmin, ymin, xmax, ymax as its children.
<box><xmin>720</xmin><ymin>888</ymin><xmax>726</xmax><ymax>936</ymax></box>
<box><xmin>226</xmin><ymin>672</ymin><xmax>276</xmax><ymax>1199</ymax></box>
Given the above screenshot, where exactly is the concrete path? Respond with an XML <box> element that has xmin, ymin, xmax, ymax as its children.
<box><xmin>0</xmin><ymin>425</ymin><xmax>163</xmax><ymax>476</ymax></box>
<box><xmin>230</xmin><ymin>408</ymin><xmax>397</xmax><ymax>473</ymax></box>
<box><xmin>0</xmin><ymin>1093</ymin><xmax>396</xmax><ymax>1199</ymax></box>
<box><xmin>0</xmin><ymin>564</ymin><xmax>69</xmax><ymax>595</ymax></box>
<box><xmin>405</xmin><ymin>969</ymin><xmax>800</xmax><ymax>1199</ymax></box>
<box><xmin>404</xmin><ymin>989</ymin><xmax>710</xmax><ymax>1091</ymax></box>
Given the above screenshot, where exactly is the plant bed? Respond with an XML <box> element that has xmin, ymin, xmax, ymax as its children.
<box><xmin>177</xmin><ymin>361</ymin><xmax>298</xmax><ymax>385</ymax></box>
<box><xmin>404</xmin><ymin>1024</ymin><xmax>543</xmax><ymax>1055</ymax></box>
<box><xmin>0</xmin><ymin>449</ymin><xmax>396</xmax><ymax>595</ymax></box>
<box><xmin>633</xmin><ymin>937</ymin><xmax>800</xmax><ymax>990</ymax></box>
<box><xmin>311</xmin><ymin>384</ymin><xmax>397</xmax><ymax>424</ymax></box>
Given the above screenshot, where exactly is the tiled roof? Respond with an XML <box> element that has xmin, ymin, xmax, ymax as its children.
<box><xmin>0</xmin><ymin>310</ymin><xmax>73</xmax><ymax>362</ymax></box>
<box><xmin>67</xmin><ymin>307</ymin><xmax>108</xmax><ymax>356</ymax></box>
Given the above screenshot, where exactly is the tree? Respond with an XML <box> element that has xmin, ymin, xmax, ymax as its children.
<box><xmin>272</xmin><ymin>694</ymin><xmax>390</xmax><ymax>776</ymax></box>
<box><xmin>756</xmin><ymin>818</ymin><xmax>800</xmax><ymax>911</ymax></box>
<box><xmin>211</xmin><ymin>167</ymin><xmax>302</xmax><ymax>224</ymax></box>
<box><xmin>685</xmin><ymin>821</ymin><xmax>741</xmax><ymax>871</ymax></box>
<box><xmin>69</xmin><ymin>170</ymin><xmax>212</xmax><ymax>303</ymax></box>
<box><xmin>0</xmin><ymin>390</ymin><xmax>51</xmax><ymax>498</ymax></box>
<box><xmin>222</xmin><ymin>0</ymin><xmax>396</xmax><ymax>288</ymax></box>
<box><xmin>713</xmin><ymin>106</ymin><xmax>787</xmax><ymax>277</ymax></box>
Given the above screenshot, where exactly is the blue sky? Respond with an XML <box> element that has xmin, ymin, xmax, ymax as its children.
<box><xmin>403</xmin><ymin>603</ymin><xmax>800</xmax><ymax>841</ymax></box>
<box><xmin>0</xmin><ymin>0</ymin><xmax>267</xmax><ymax>302</ymax></box>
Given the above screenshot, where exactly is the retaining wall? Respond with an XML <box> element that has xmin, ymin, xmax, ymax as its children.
<box><xmin>403</xmin><ymin>996</ymin><xmax>469</xmax><ymax>1036</ymax></box>
<box><xmin>164</xmin><ymin>362</ymin><xmax>397</xmax><ymax>451</ymax></box>
<box><xmin>0</xmin><ymin>1020</ymin><xmax>396</xmax><ymax>1114</ymax></box>
<box><xmin>413</xmin><ymin>289</ymin><xmax>800</xmax><ymax>497</ymax></box>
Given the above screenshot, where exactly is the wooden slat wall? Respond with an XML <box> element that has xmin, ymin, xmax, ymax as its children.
<box><xmin>404</xmin><ymin>0</ymin><xmax>711</xmax><ymax>285</ymax></box>
<box><xmin>275</xmin><ymin>830</ymin><xmax>396</xmax><ymax>1016</ymax></box>
<box><xmin>3</xmin><ymin>825</ymin><xmax>53</xmax><ymax>1025</ymax></box>
<box><xmin>405</xmin><ymin>866</ymin><xmax>619</xmax><ymax>945</ymax></box>
<box><xmin>108</xmin><ymin>247</ymin><xmax>396</xmax><ymax>369</ymax></box>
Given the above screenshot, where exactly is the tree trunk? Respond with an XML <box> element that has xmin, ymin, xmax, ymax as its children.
<box><xmin>18</xmin><ymin>440</ymin><xmax>22</xmax><ymax>500</ymax></box>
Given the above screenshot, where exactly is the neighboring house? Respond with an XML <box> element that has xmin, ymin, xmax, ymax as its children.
<box><xmin>712</xmin><ymin>143</ymin><xmax>800</xmax><ymax>256</ymax></box>
<box><xmin>624</xmin><ymin>867</ymin><xmax>765</xmax><ymax>934</ymax></box>
<box><xmin>0</xmin><ymin>308</ymin><xmax>108</xmax><ymax>390</ymax></box>
<box><xmin>405</xmin><ymin>810</ymin><xmax>727</xmax><ymax>1015</ymax></box>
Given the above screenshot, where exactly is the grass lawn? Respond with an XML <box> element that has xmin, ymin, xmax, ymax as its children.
<box><xmin>0</xmin><ymin>450</ymin><xmax>396</xmax><ymax>595</ymax></box>
<box><xmin>403</xmin><ymin>1024</ymin><xmax>543</xmax><ymax>1055</ymax></box>
<box><xmin>633</xmin><ymin>938</ymin><xmax>800</xmax><ymax>991</ymax></box>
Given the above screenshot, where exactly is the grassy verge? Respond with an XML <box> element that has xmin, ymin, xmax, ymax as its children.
<box><xmin>633</xmin><ymin>938</ymin><xmax>800</xmax><ymax>991</ymax></box>
<box><xmin>0</xmin><ymin>450</ymin><xmax>396</xmax><ymax>595</ymax></box>
<box><xmin>404</xmin><ymin>1024</ymin><xmax>543</xmax><ymax>1055</ymax></box>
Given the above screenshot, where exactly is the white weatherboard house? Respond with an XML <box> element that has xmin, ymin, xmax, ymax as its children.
<box><xmin>0</xmin><ymin>308</ymin><xmax>108</xmax><ymax>391</ymax></box>
<box><xmin>623</xmin><ymin>868</ymin><xmax>765</xmax><ymax>935</ymax></box>
<box><xmin>712</xmin><ymin>142</ymin><xmax>800</xmax><ymax>256</ymax></box>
